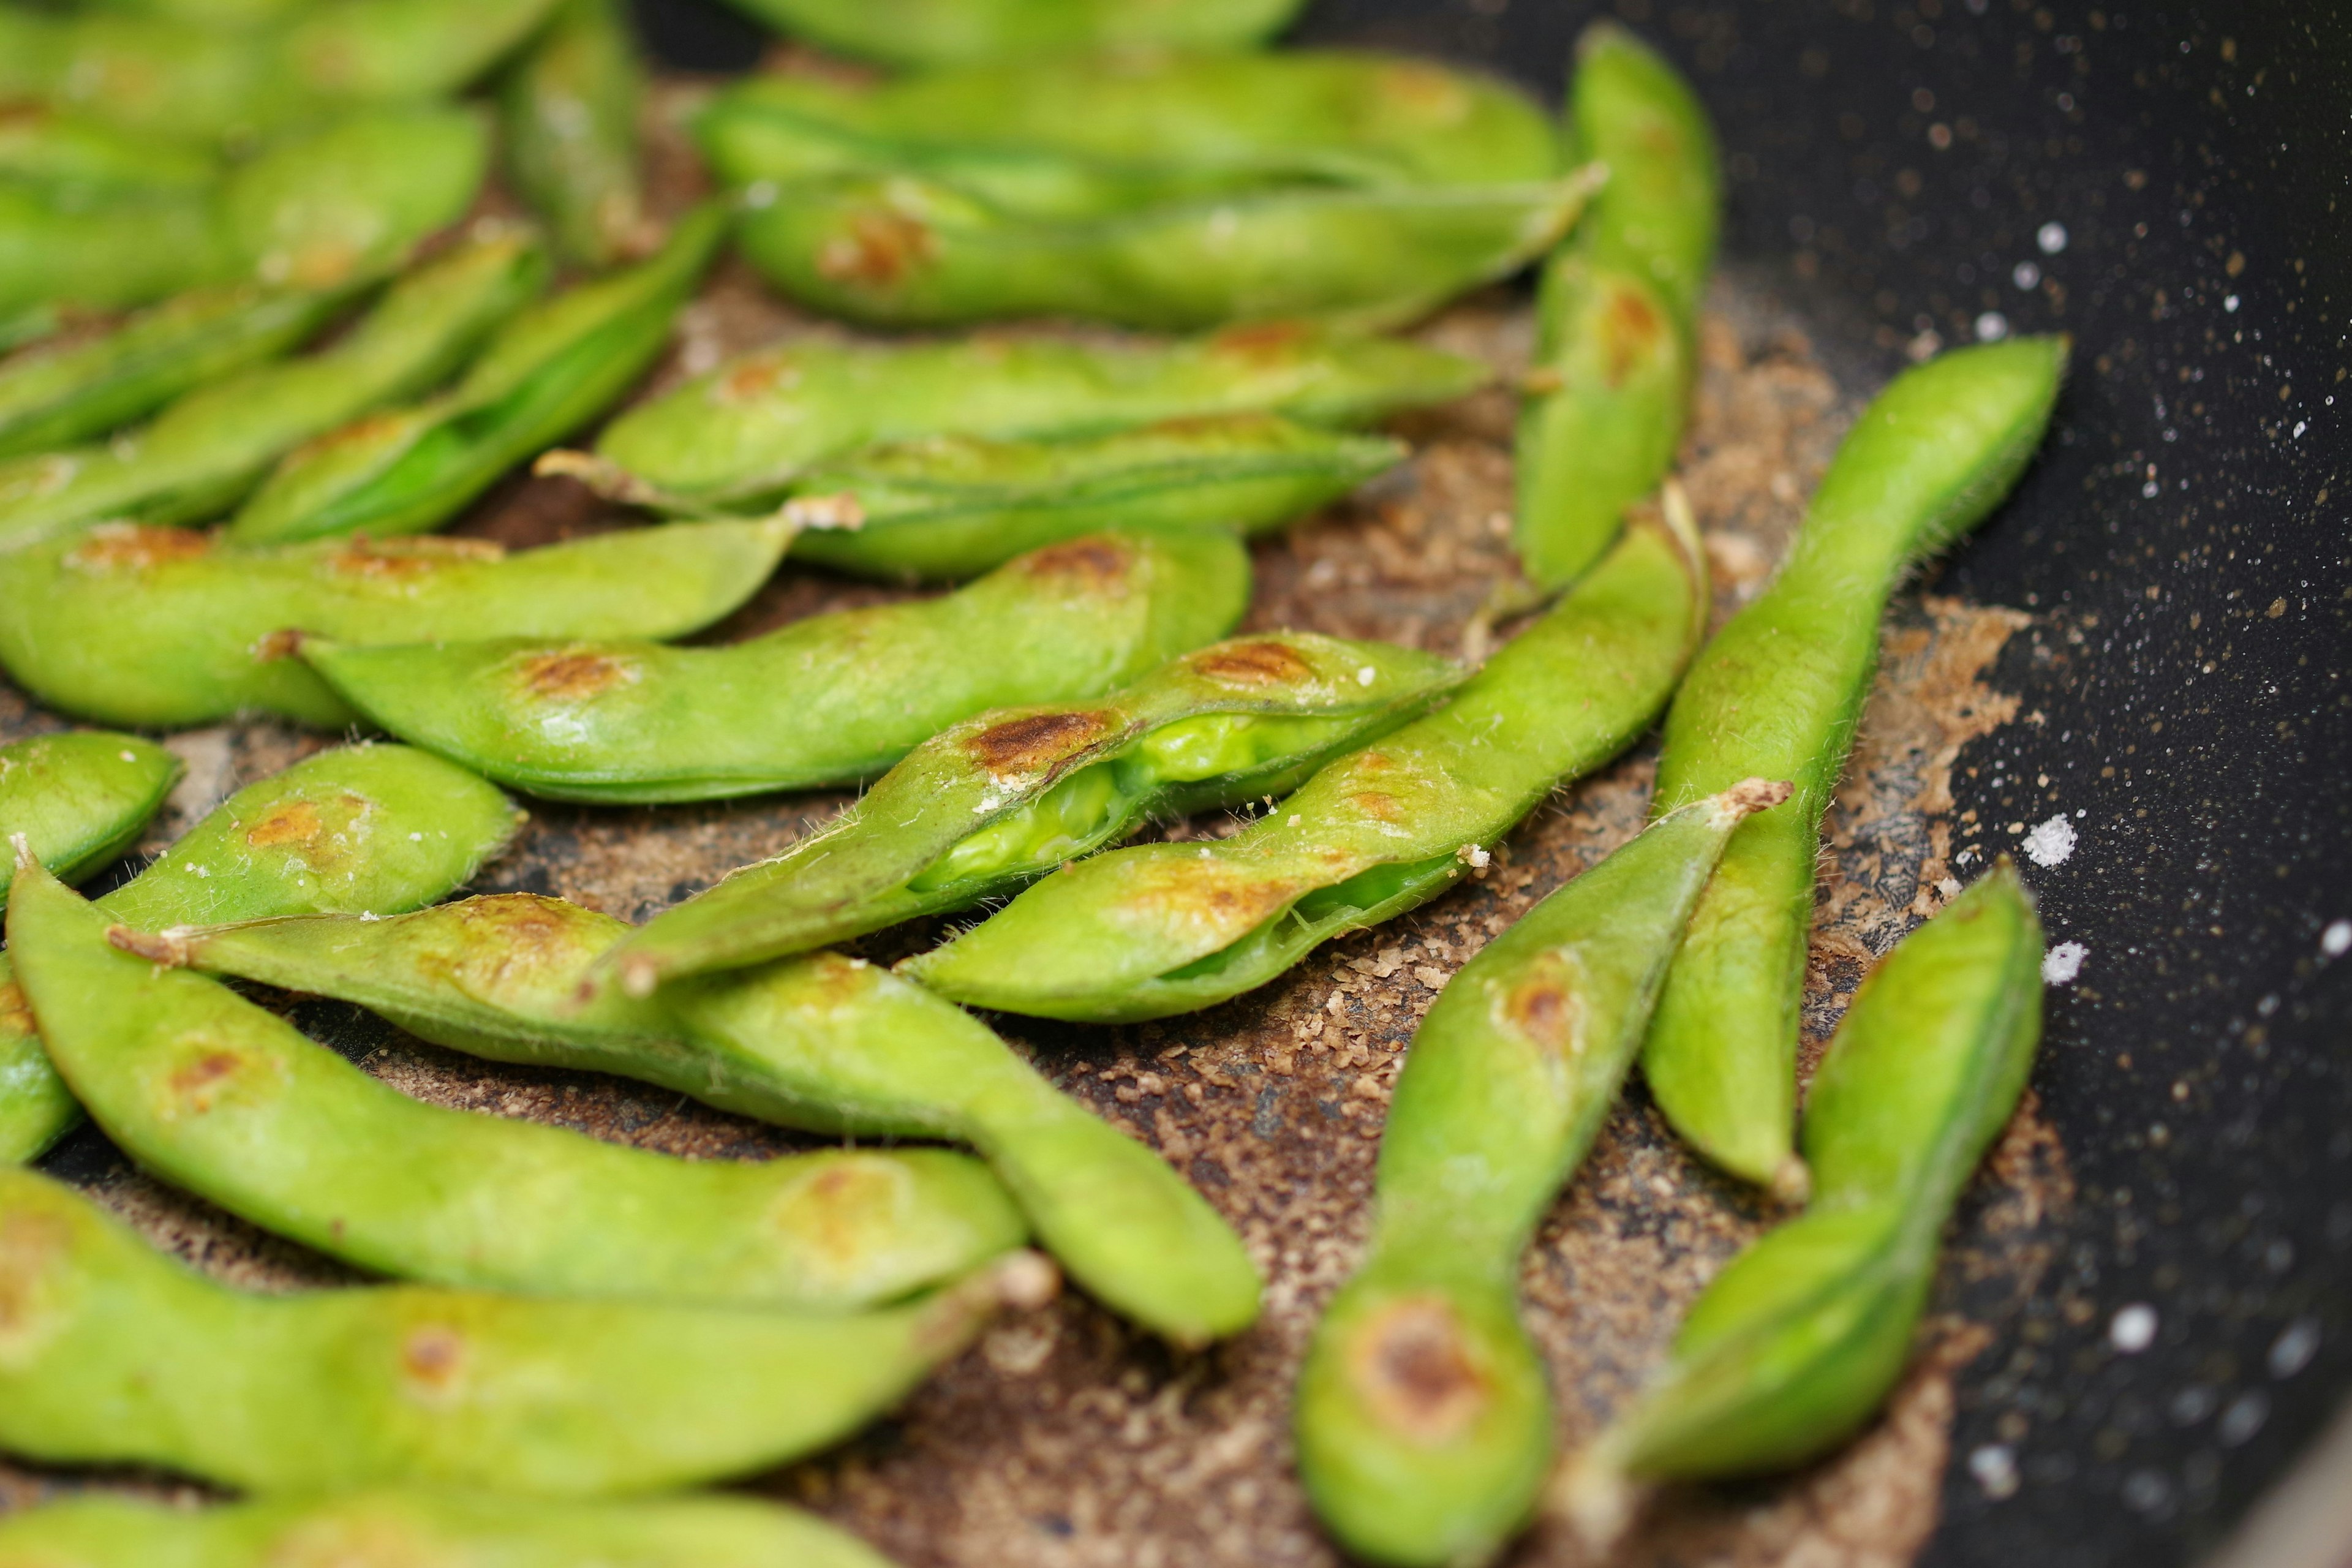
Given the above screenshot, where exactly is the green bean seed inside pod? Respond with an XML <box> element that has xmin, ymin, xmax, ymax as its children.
<box><xmin>1294</xmin><ymin>781</ymin><xmax>1785</xmax><ymax>1568</ymax></box>
<box><xmin>1562</xmin><ymin>863</ymin><xmax>2043</xmax><ymax>1531</ymax></box>
<box><xmin>0</xmin><ymin>1165</ymin><xmax>1055</xmax><ymax>1496</ymax></box>
<box><xmin>906</xmin><ymin>494</ymin><xmax>1708</xmax><ymax>1023</ymax></box>
<box><xmin>591</xmin><ymin>320</ymin><xmax>1488</xmax><ymax>512</ymax></box>
<box><xmin>708</xmin><ymin>0</ymin><xmax>1305</xmax><ymax>69</ymax></box>
<box><xmin>0</xmin><ymin>514</ymin><xmax>797</xmax><ymax>728</ymax></box>
<box><xmin>499</xmin><ymin>0</ymin><xmax>650</xmax><ymax>268</ymax></box>
<box><xmin>598</xmin><ymin>631</ymin><xmax>1463</xmax><ymax>991</ymax></box>
<box><xmin>0</xmin><ymin>1488</ymin><xmax>904</xmax><ymax>1568</ymax></box>
<box><xmin>0</xmin><ymin>732</ymin><xmax>181</xmax><ymax>913</ymax></box>
<box><xmin>0</xmin><ymin>744</ymin><xmax>523</xmax><ymax>1166</ymax></box>
<box><xmin>1640</xmin><ymin>335</ymin><xmax>2067</xmax><ymax>1195</ymax></box>
<box><xmin>11</xmin><ymin>858</ymin><xmax>1023</xmax><ymax>1308</ymax></box>
<box><xmin>1513</xmin><ymin>23</ymin><xmax>1719</xmax><ymax>589</ymax></box>
<box><xmin>151</xmin><ymin>894</ymin><xmax>1261</xmax><ymax>1345</ymax></box>
<box><xmin>301</xmin><ymin>529</ymin><xmax>1251</xmax><ymax>802</ymax></box>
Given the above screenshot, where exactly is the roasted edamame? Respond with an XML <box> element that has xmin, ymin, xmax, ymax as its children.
<box><xmin>1641</xmin><ymin>337</ymin><xmax>2066</xmax><ymax>1193</ymax></box>
<box><xmin>0</xmin><ymin>733</ymin><xmax>181</xmax><ymax>913</ymax></box>
<box><xmin>0</xmin><ymin>1166</ymin><xmax>1052</xmax><ymax>1495</ymax></box>
<box><xmin>499</xmin><ymin>0</ymin><xmax>650</xmax><ymax>268</ymax></box>
<box><xmin>300</xmin><ymin>530</ymin><xmax>1250</xmax><ymax>801</ymax></box>
<box><xmin>712</xmin><ymin>0</ymin><xmax>1303</xmax><ymax>68</ymax></box>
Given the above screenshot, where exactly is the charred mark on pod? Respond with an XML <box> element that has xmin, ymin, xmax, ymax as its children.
<box><xmin>519</xmin><ymin>650</ymin><xmax>635</xmax><ymax>703</ymax></box>
<box><xmin>0</xmin><ymin>981</ymin><xmax>32</xmax><ymax>1039</ymax></box>
<box><xmin>1351</xmin><ymin>1295</ymin><xmax>1493</xmax><ymax>1444</ymax></box>
<box><xmin>399</xmin><ymin>1324</ymin><xmax>469</xmax><ymax>1393</ymax></box>
<box><xmin>816</xmin><ymin>209</ymin><xmax>938</xmax><ymax>289</ymax></box>
<box><xmin>1020</xmin><ymin>537</ymin><xmax>1131</xmax><ymax>585</ymax></box>
<box><xmin>244</xmin><ymin>800</ymin><xmax>324</xmax><ymax>848</ymax></box>
<box><xmin>718</xmin><ymin>352</ymin><xmax>798</xmax><ymax>402</ymax></box>
<box><xmin>328</xmin><ymin>537</ymin><xmax>504</xmax><ymax>578</ymax></box>
<box><xmin>1504</xmin><ymin>961</ymin><xmax>1585</xmax><ymax>1058</ymax></box>
<box><xmin>967</xmin><ymin>710</ymin><xmax>1110</xmax><ymax>775</ymax></box>
<box><xmin>1193</xmin><ymin>639</ymin><xmax>1314</xmax><ymax>687</ymax></box>
<box><xmin>1599</xmin><ymin>284</ymin><xmax>1668</xmax><ymax>389</ymax></box>
<box><xmin>66</xmin><ymin>524</ymin><xmax>211</xmax><ymax>573</ymax></box>
<box><xmin>1208</xmin><ymin>320</ymin><xmax>1312</xmax><ymax>364</ymax></box>
<box><xmin>166</xmin><ymin>1046</ymin><xmax>251</xmax><ymax>1115</ymax></box>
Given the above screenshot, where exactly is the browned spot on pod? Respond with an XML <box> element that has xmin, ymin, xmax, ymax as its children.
<box><xmin>328</xmin><ymin>537</ymin><xmax>503</xmax><ymax>578</ymax></box>
<box><xmin>1019</xmin><ymin>537</ymin><xmax>1132</xmax><ymax>585</ymax></box>
<box><xmin>1126</xmin><ymin>859</ymin><xmax>1296</xmax><ymax>931</ymax></box>
<box><xmin>1504</xmin><ymin>956</ymin><xmax>1585</xmax><ymax>1058</ymax></box>
<box><xmin>519</xmin><ymin>650</ymin><xmax>634</xmax><ymax>703</ymax></box>
<box><xmin>1193</xmin><ymin>640</ymin><xmax>1314</xmax><ymax>687</ymax></box>
<box><xmin>164</xmin><ymin>1039</ymin><xmax>261</xmax><ymax>1116</ymax></box>
<box><xmin>1207</xmin><ymin>320</ymin><xmax>1313</xmax><ymax>364</ymax></box>
<box><xmin>718</xmin><ymin>352</ymin><xmax>795</xmax><ymax>402</ymax></box>
<box><xmin>771</xmin><ymin>1156</ymin><xmax>905</xmax><ymax>1268</ymax></box>
<box><xmin>967</xmin><ymin>710</ymin><xmax>1110</xmax><ymax>775</ymax></box>
<box><xmin>244</xmin><ymin>800</ymin><xmax>323</xmax><ymax>848</ymax></box>
<box><xmin>399</xmin><ymin>1324</ymin><xmax>469</xmax><ymax>1392</ymax></box>
<box><xmin>1600</xmin><ymin>283</ymin><xmax>1668</xmax><ymax>389</ymax></box>
<box><xmin>816</xmin><ymin>208</ymin><xmax>937</xmax><ymax>288</ymax></box>
<box><xmin>1377</xmin><ymin>62</ymin><xmax>1471</xmax><ymax>119</ymax></box>
<box><xmin>65</xmin><ymin>524</ymin><xmax>210</xmax><ymax>573</ymax></box>
<box><xmin>305</xmin><ymin>410</ymin><xmax>413</xmax><ymax>455</ymax></box>
<box><xmin>1351</xmin><ymin>1295</ymin><xmax>1493</xmax><ymax>1444</ymax></box>
<box><xmin>0</xmin><ymin>1208</ymin><xmax>73</xmax><ymax>1352</ymax></box>
<box><xmin>0</xmin><ymin>981</ymin><xmax>34</xmax><ymax>1039</ymax></box>
<box><xmin>1348</xmin><ymin>791</ymin><xmax>1404</xmax><ymax>824</ymax></box>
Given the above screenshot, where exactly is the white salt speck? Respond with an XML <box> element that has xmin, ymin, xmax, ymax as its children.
<box><xmin>2111</xmin><ymin>1303</ymin><xmax>2158</xmax><ymax>1352</ymax></box>
<box><xmin>118</xmin><ymin>750</ymin><xmax>137</xmax><ymax>763</ymax></box>
<box><xmin>2012</xmin><ymin>260</ymin><xmax>2042</xmax><ymax>290</ymax></box>
<box><xmin>2219</xmin><ymin>1390</ymin><xmax>2269</xmax><ymax>1446</ymax></box>
<box><xmin>1356</xmin><ymin>666</ymin><xmax>1378</xmax><ymax>687</ymax></box>
<box><xmin>1287</xmin><ymin>815</ymin><xmax>1301</xmax><ymax>827</ymax></box>
<box><xmin>1975</xmin><ymin>311</ymin><xmax>2010</xmax><ymax>342</ymax></box>
<box><xmin>2022</xmin><ymin>814</ymin><xmax>2077</xmax><ymax>867</ymax></box>
<box><xmin>2225</xmin><ymin>294</ymin><xmax>2241</xmax><ymax>312</ymax></box>
<box><xmin>2269</xmin><ymin>1317</ymin><xmax>2320</xmax><ymax>1379</ymax></box>
<box><xmin>1457</xmin><ymin>843</ymin><xmax>1491</xmax><ymax>869</ymax></box>
<box><xmin>408</xmin><ymin>832</ymin><xmax>423</xmax><ymax>842</ymax></box>
<box><xmin>2037</xmin><ymin>221</ymin><xmax>2070</xmax><ymax>254</ymax></box>
<box><xmin>2043</xmin><ymin>942</ymin><xmax>2088</xmax><ymax>985</ymax></box>
<box><xmin>1969</xmin><ymin>1444</ymin><xmax>2020</xmax><ymax>1499</ymax></box>
<box><xmin>2322</xmin><ymin>919</ymin><xmax>2352</xmax><ymax>957</ymax></box>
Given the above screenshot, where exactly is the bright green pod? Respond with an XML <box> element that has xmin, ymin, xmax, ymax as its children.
<box><xmin>714</xmin><ymin>0</ymin><xmax>1301</xmax><ymax>67</ymax></box>
<box><xmin>907</xmin><ymin>502</ymin><xmax>1708</xmax><ymax>1022</ymax></box>
<box><xmin>13</xmin><ymin>859</ymin><xmax>1023</xmax><ymax>1307</ymax></box>
<box><xmin>164</xmin><ymin>899</ymin><xmax>1261</xmax><ymax>1344</ymax></box>
<box><xmin>601</xmin><ymin>632</ymin><xmax>1463</xmax><ymax>990</ymax></box>
<box><xmin>0</xmin><ymin>1490</ymin><xmax>900</xmax><ymax>1568</ymax></box>
<box><xmin>1640</xmin><ymin>336</ymin><xmax>2067</xmax><ymax>1193</ymax></box>
<box><xmin>594</xmin><ymin>320</ymin><xmax>1488</xmax><ymax>512</ymax></box>
<box><xmin>0</xmin><ymin>227</ymin><xmax>546</xmax><ymax>543</ymax></box>
<box><xmin>0</xmin><ymin>1165</ymin><xmax>1049</xmax><ymax>1496</ymax></box>
<box><xmin>0</xmin><ymin>732</ymin><xmax>182</xmax><ymax>909</ymax></box>
<box><xmin>500</xmin><ymin>0</ymin><xmax>650</xmax><ymax>268</ymax></box>
<box><xmin>778</xmin><ymin>416</ymin><xmax>1404</xmax><ymax>581</ymax></box>
<box><xmin>77</xmin><ymin>0</ymin><xmax>316</xmax><ymax>28</ymax></box>
<box><xmin>0</xmin><ymin>743</ymin><xmax>522</xmax><ymax>1165</ymax></box>
<box><xmin>0</xmin><ymin>284</ymin><xmax>353</xmax><ymax>461</ymax></box>
<box><xmin>1577</xmin><ymin>865</ymin><xmax>2042</xmax><ymax>1500</ymax></box>
<box><xmin>0</xmin><ymin>516</ymin><xmax>793</xmax><ymax>729</ymax></box>
<box><xmin>0</xmin><ymin>187</ymin><xmax>233</xmax><ymax>328</ymax></box>
<box><xmin>715</xmin><ymin>51</ymin><xmax>1560</xmax><ymax>188</ymax></box>
<box><xmin>0</xmin><ymin>109</ymin><xmax>217</xmax><ymax>196</ymax></box>
<box><xmin>228</xmin><ymin>205</ymin><xmax>724</xmax><ymax>544</ymax></box>
<box><xmin>734</xmin><ymin>171</ymin><xmax>1596</xmax><ymax>332</ymax></box>
<box><xmin>1294</xmin><ymin>783</ymin><xmax>1781</xmax><ymax>1568</ymax></box>
<box><xmin>1513</xmin><ymin>25</ymin><xmax>1719</xmax><ymax>590</ymax></box>
<box><xmin>302</xmin><ymin>529</ymin><xmax>1251</xmax><ymax>802</ymax></box>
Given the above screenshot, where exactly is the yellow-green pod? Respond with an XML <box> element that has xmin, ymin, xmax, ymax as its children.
<box><xmin>710</xmin><ymin>0</ymin><xmax>1302</xmax><ymax>67</ymax></box>
<box><xmin>0</xmin><ymin>732</ymin><xmax>181</xmax><ymax>912</ymax></box>
<box><xmin>499</xmin><ymin>0</ymin><xmax>650</xmax><ymax>268</ymax></box>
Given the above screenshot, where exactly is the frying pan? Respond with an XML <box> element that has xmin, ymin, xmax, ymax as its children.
<box><xmin>616</xmin><ymin>1</ymin><xmax>2351</xmax><ymax>1560</ymax></box>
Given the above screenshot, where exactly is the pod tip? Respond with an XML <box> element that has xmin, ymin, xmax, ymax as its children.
<box><xmin>1549</xmin><ymin>1444</ymin><xmax>1638</xmax><ymax>1548</ymax></box>
<box><xmin>1768</xmin><ymin>1154</ymin><xmax>1812</xmax><ymax>1205</ymax></box>
<box><xmin>992</xmin><ymin>1250</ymin><xmax>1063</xmax><ymax>1313</ymax></box>
<box><xmin>8</xmin><ymin>832</ymin><xmax>31</xmax><ymax>873</ymax></box>
<box><xmin>781</xmin><ymin>492</ymin><xmax>867</xmax><ymax>532</ymax></box>
<box><xmin>1721</xmin><ymin>777</ymin><xmax>1795</xmax><ymax>817</ymax></box>
<box><xmin>107</xmin><ymin>924</ymin><xmax>189</xmax><ymax>967</ymax></box>
<box><xmin>617</xmin><ymin>955</ymin><xmax>660</xmax><ymax>1000</ymax></box>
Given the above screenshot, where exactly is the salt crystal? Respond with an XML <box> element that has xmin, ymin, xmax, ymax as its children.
<box><xmin>2042</xmin><ymin>941</ymin><xmax>2088</xmax><ymax>985</ymax></box>
<box><xmin>2022</xmin><ymin>813</ymin><xmax>2077</xmax><ymax>867</ymax></box>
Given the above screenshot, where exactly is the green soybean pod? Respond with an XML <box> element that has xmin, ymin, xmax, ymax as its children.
<box><xmin>0</xmin><ymin>226</ymin><xmax>546</xmax><ymax>544</ymax></box>
<box><xmin>600</xmin><ymin>632</ymin><xmax>1461</xmax><ymax>990</ymax></box>
<box><xmin>1513</xmin><ymin>24</ymin><xmax>1719</xmax><ymax>589</ymax></box>
<box><xmin>717</xmin><ymin>51</ymin><xmax>1561</xmax><ymax>189</ymax></box>
<box><xmin>0</xmin><ymin>187</ymin><xmax>232</xmax><ymax>330</ymax></box>
<box><xmin>0</xmin><ymin>110</ymin><xmax>216</xmax><ymax>198</ymax></box>
<box><xmin>735</xmin><ymin>171</ymin><xmax>1597</xmax><ymax>333</ymax></box>
<box><xmin>0</xmin><ymin>734</ymin><xmax>181</xmax><ymax>913</ymax></box>
<box><xmin>1294</xmin><ymin>782</ymin><xmax>1784</xmax><ymax>1568</ymax></box>
<box><xmin>0</xmin><ymin>515</ymin><xmax>795</xmax><ymax>728</ymax></box>
<box><xmin>499</xmin><ymin>0</ymin><xmax>650</xmax><ymax>269</ymax></box>
<box><xmin>301</xmin><ymin>530</ymin><xmax>1250</xmax><ymax>802</ymax></box>
<box><xmin>591</xmin><ymin>322</ymin><xmax>1488</xmax><ymax>513</ymax></box>
<box><xmin>1566</xmin><ymin>864</ymin><xmax>2043</xmax><ymax>1521</ymax></box>
<box><xmin>14</xmin><ymin>858</ymin><xmax>1023</xmax><ymax>1308</ymax></box>
<box><xmin>1641</xmin><ymin>336</ymin><xmax>2067</xmax><ymax>1194</ymax></box>
<box><xmin>0</xmin><ymin>284</ymin><xmax>353</xmax><ymax>461</ymax></box>
<box><xmin>0</xmin><ymin>1489</ymin><xmax>902</xmax><ymax>1568</ymax></box>
<box><xmin>0</xmin><ymin>744</ymin><xmax>522</xmax><ymax>1166</ymax></box>
<box><xmin>150</xmin><ymin>895</ymin><xmax>1259</xmax><ymax>1345</ymax></box>
<box><xmin>713</xmin><ymin>0</ymin><xmax>1301</xmax><ymax>67</ymax></box>
<box><xmin>76</xmin><ymin>0</ymin><xmax>315</xmax><ymax>28</ymax></box>
<box><xmin>907</xmin><ymin>497</ymin><xmax>1708</xmax><ymax>1022</ymax></box>
<box><xmin>227</xmin><ymin>205</ymin><xmax>725</xmax><ymax>545</ymax></box>
<box><xmin>0</xmin><ymin>1166</ymin><xmax>1052</xmax><ymax>1496</ymax></box>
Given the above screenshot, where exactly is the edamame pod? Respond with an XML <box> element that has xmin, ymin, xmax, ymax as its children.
<box><xmin>0</xmin><ymin>1489</ymin><xmax>900</xmax><ymax>1568</ymax></box>
<box><xmin>0</xmin><ymin>515</ymin><xmax>796</xmax><ymax>728</ymax></box>
<box><xmin>160</xmin><ymin>899</ymin><xmax>1262</xmax><ymax>1343</ymax></box>
<box><xmin>0</xmin><ymin>1166</ymin><xmax>1052</xmax><ymax>1495</ymax></box>
<box><xmin>714</xmin><ymin>0</ymin><xmax>1302</xmax><ymax>67</ymax></box>
<box><xmin>227</xmin><ymin>205</ymin><xmax>725</xmax><ymax>544</ymax></box>
<box><xmin>499</xmin><ymin>0</ymin><xmax>650</xmax><ymax>268</ymax></box>
<box><xmin>1294</xmin><ymin>782</ymin><xmax>1784</xmax><ymax>1567</ymax></box>
<box><xmin>592</xmin><ymin>322</ymin><xmax>1488</xmax><ymax>512</ymax></box>
<box><xmin>0</xmin><ymin>227</ymin><xmax>546</xmax><ymax>543</ymax></box>
<box><xmin>735</xmin><ymin>172</ymin><xmax>1597</xmax><ymax>331</ymax></box>
<box><xmin>0</xmin><ymin>284</ymin><xmax>352</xmax><ymax>461</ymax></box>
<box><xmin>908</xmin><ymin>496</ymin><xmax>1708</xmax><ymax>1022</ymax></box>
<box><xmin>1570</xmin><ymin>864</ymin><xmax>2043</xmax><ymax>1507</ymax></box>
<box><xmin>0</xmin><ymin>110</ymin><xmax>216</xmax><ymax>198</ymax></box>
<box><xmin>14</xmin><ymin>858</ymin><xmax>1024</xmax><ymax>1307</ymax></box>
<box><xmin>0</xmin><ymin>744</ymin><xmax>522</xmax><ymax>1164</ymax></box>
<box><xmin>704</xmin><ymin>52</ymin><xmax>1560</xmax><ymax>189</ymax></box>
<box><xmin>0</xmin><ymin>733</ymin><xmax>181</xmax><ymax>911</ymax></box>
<box><xmin>301</xmin><ymin>530</ymin><xmax>1250</xmax><ymax>802</ymax></box>
<box><xmin>1513</xmin><ymin>24</ymin><xmax>1719</xmax><ymax>589</ymax></box>
<box><xmin>1641</xmin><ymin>336</ymin><xmax>2067</xmax><ymax>1193</ymax></box>
<box><xmin>601</xmin><ymin>632</ymin><xmax>1463</xmax><ymax>989</ymax></box>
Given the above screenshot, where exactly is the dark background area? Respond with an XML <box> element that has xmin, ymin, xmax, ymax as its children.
<box><xmin>625</xmin><ymin>1</ymin><xmax>2351</xmax><ymax>1561</ymax></box>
